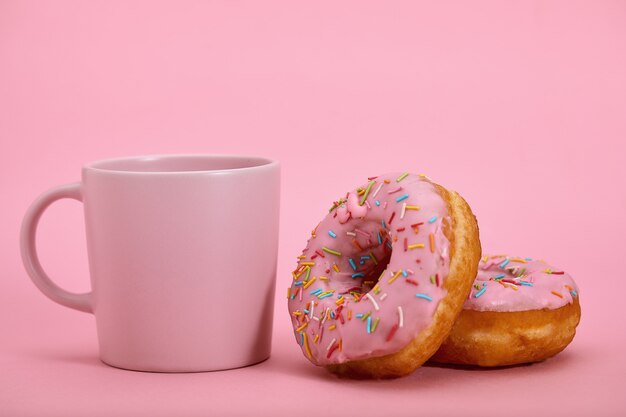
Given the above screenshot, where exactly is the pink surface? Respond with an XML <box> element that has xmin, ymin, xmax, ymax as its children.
<box><xmin>1</xmin><ymin>1</ymin><xmax>625</xmax><ymax>416</ymax></box>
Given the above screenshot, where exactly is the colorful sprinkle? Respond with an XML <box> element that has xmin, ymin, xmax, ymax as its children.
<box><xmin>428</xmin><ymin>215</ymin><xmax>437</xmax><ymax>223</ymax></box>
<box><xmin>351</xmin><ymin>272</ymin><xmax>365</xmax><ymax>279</ymax></box>
<box><xmin>396</xmin><ymin>172</ymin><xmax>409</xmax><ymax>182</ymax></box>
<box><xmin>415</xmin><ymin>293</ymin><xmax>433</xmax><ymax>301</ymax></box>
<box><xmin>371</xmin><ymin>317</ymin><xmax>380</xmax><ymax>333</ymax></box>
<box><xmin>348</xmin><ymin>258</ymin><xmax>357</xmax><ymax>271</ymax></box>
<box><xmin>322</xmin><ymin>247</ymin><xmax>342</xmax><ymax>256</ymax></box>
<box><xmin>405</xmin><ymin>205</ymin><xmax>420</xmax><ymax>211</ymax></box>
<box><xmin>366</xmin><ymin>316</ymin><xmax>372</xmax><ymax>334</ymax></box>
<box><xmin>303</xmin><ymin>277</ymin><xmax>317</xmax><ymax>289</ymax></box>
<box><xmin>388</xmin><ymin>270</ymin><xmax>402</xmax><ymax>284</ymax></box>
<box><xmin>408</xmin><ymin>243</ymin><xmax>425</xmax><ymax>249</ymax></box>
<box><xmin>395</xmin><ymin>194</ymin><xmax>409</xmax><ymax>203</ymax></box>
<box><xmin>397</xmin><ymin>306</ymin><xmax>404</xmax><ymax>327</ymax></box>
<box><xmin>386</xmin><ymin>324</ymin><xmax>399</xmax><ymax>341</ymax></box>
<box><xmin>328</xmin><ymin>230</ymin><xmax>337</xmax><ymax>238</ymax></box>
<box><xmin>359</xmin><ymin>180</ymin><xmax>376</xmax><ymax>206</ymax></box>
<box><xmin>551</xmin><ymin>291</ymin><xmax>563</xmax><ymax>298</ymax></box>
<box><xmin>365</xmin><ymin>293</ymin><xmax>380</xmax><ymax>311</ymax></box>
<box><xmin>474</xmin><ymin>286</ymin><xmax>487</xmax><ymax>298</ymax></box>
<box><xmin>429</xmin><ymin>233</ymin><xmax>435</xmax><ymax>253</ymax></box>
<box><xmin>499</xmin><ymin>259</ymin><xmax>510</xmax><ymax>268</ymax></box>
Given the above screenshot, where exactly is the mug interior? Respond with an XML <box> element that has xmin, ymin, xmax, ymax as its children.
<box><xmin>85</xmin><ymin>155</ymin><xmax>275</xmax><ymax>173</ymax></box>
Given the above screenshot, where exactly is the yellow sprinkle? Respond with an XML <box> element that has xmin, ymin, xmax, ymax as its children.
<box><xmin>396</xmin><ymin>172</ymin><xmax>409</xmax><ymax>182</ymax></box>
<box><xmin>328</xmin><ymin>325</ymin><xmax>337</xmax><ymax>330</ymax></box>
<box><xmin>405</xmin><ymin>205</ymin><xmax>420</xmax><ymax>210</ymax></box>
<box><xmin>296</xmin><ymin>322</ymin><xmax>308</xmax><ymax>332</ymax></box>
<box><xmin>551</xmin><ymin>291</ymin><xmax>563</xmax><ymax>298</ymax></box>
<box><xmin>297</xmin><ymin>255</ymin><xmax>306</xmax><ymax>259</ymax></box>
<box><xmin>303</xmin><ymin>276</ymin><xmax>317</xmax><ymax>289</ymax></box>
<box><xmin>303</xmin><ymin>332</ymin><xmax>312</xmax><ymax>359</ymax></box>
<box><xmin>292</xmin><ymin>311</ymin><xmax>302</xmax><ymax>316</ymax></box>
<box><xmin>348</xmin><ymin>310</ymin><xmax>352</xmax><ymax>320</ymax></box>
<box><xmin>388</xmin><ymin>270</ymin><xmax>402</xmax><ymax>284</ymax></box>
<box><xmin>511</xmin><ymin>258</ymin><xmax>527</xmax><ymax>263</ymax></box>
<box><xmin>314</xmin><ymin>334</ymin><xmax>319</xmax><ymax>344</ymax></box>
<box><xmin>287</xmin><ymin>288</ymin><xmax>291</xmax><ymax>299</ymax></box>
<box><xmin>332</xmin><ymin>263</ymin><xmax>340</xmax><ymax>272</ymax></box>
<box><xmin>300</xmin><ymin>262</ymin><xmax>315</xmax><ymax>266</ymax></box>
<box><xmin>429</xmin><ymin>233</ymin><xmax>435</xmax><ymax>253</ymax></box>
<box><xmin>510</xmin><ymin>284</ymin><xmax>519</xmax><ymax>291</ymax></box>
<box><xmin>338</xmin><ymin>338</ymin><xmax>343</xmax><ymax>352</ymax></box>
<box><xmin>369</xmin><ymin>251</ymin><xmax>378</xmax><ymax>265</ymax></box>
<box><xmin>335</xmin><ymin>297</ymin><xmax>344</xmax><ymax>305</ymax></box>
<box><xmin>481</xmin><ymin>255</ymin><xmax>489</xmax><ymax>263</ymax></box>
<box><xmin>371</xmin><ymin>317</ymin><xmax>380</xmax><ymax>332</ymax></box>
<box><xmin>408</xmin><ymin>243</ymin><xmax>425</xmax><ymax>249</ymax></box>
<box><xmin>373</xmin><ymin>284</ymin><xmax>381</xmax><ymax>294</ymax></box>
<box><xmin>319</xmin><ymin>276</ymin><xmax>329</xmax><ymax>281</ymax></box>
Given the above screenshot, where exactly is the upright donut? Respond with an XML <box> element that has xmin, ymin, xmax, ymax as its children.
<box><xmin>431</xmin><ymin>254</ymin><xmax>581</xmax><ymax>367</ymax></box>
<box><xmin>287</xmin><ymin>173</ymin><xmax>481</xmax><ymax>378</ymax></box>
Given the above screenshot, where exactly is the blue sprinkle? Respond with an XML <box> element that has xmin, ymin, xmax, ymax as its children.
<box><xmin>377</xmin><ymin>232</ymin><xmax>383</xmax><ymax>244</ymax></box>
<box><xmin>310</xmin><ymin>288</ymin><xmax>323</xmax><ymax>295</ymax></box>
<box><xmin>355</xmin><ymin>313</ymin><xmax>364</xmax><ymax>319</ymax></box>
<box><xmin>570</xmin><ymin>290</ymin><xmax>578</xmax><ymax>297</ymax></box>
<box><xmin>299</xmin><ymin>332</ymin><xmax>304</xmax><ymax>346</ymax></box>
<box><xmin>499</xmin><ymin>259</ymin><xmax>510</xmax><ymax>268</ymax></box>
<box><xmin>525</xmin><ymin>257</ymin><xmax>533</xmax><ymax>261</ymax></box>
<box><xmin>415</xmin><ymin>293</ymin><xmax>433</xmax><ymax>301</ymax></box>
<box><xmin>401</xmin><ymin>270</ymin><xmax>408</xmax><ymax>277</ymax></box>
<box><xmin>428</xmin><ymin>215</ymin><xmax>438</xmax><ymax>223</ymax></box>
<box><xmin>294</xmin><ymin>281</ymin><xmax>303</xmax><ymax>286</ymax></box>
<box><xmin>396</xmin><ymin>194</ymin><xmax>409</xmax><ymax>202</ymax></box>
<box><xmin>494</xmin><ymin>274</ymin><xmax>505</xmax><ymax>279</ymax></box>
<box><xmin>361</xmin><ymin>256</ymin><xmax>370</xmax><ymax>260</ymax></box>
<box><xmin>519</xmin><ymin>281</ymin><xmax>533</xmax><ymax>287</ymax></box>
<box><xmin>330</xmin><ymin>311</ymin><xmax>335</xmax><ymax>319</ymax></box>
<box><xmin>360</xmin><ymin>260</ymin><xmax>365</xmax><ymax>265</ymax></box>
<box><xmin>367</xmin><ymin>316</ymin><xmax>372</xmax><ymax>334</ymax></box>
<box><xmin>328</xmin><ymin>230</ymin><xmax>337</xmax><ymax>238</ymax></box>
<box><xmin>352</xmin><ymin>273</ymin><xmax>365</xmax><ymax>279</ymax></box>
<box><xmin>303</xmin><ymin>309</ymin><xmax>310</xmax><ymax>314</ymax></box>
<box><xmin>375</xmin><ymin>200</ymin><xmax>380</xmax><ymax>206</ymax></box>
<box><xmin>349</xmin><ymin>258</ymin><xmax>357</xmax><ymax>271</ymax></box>
<box><xmin>319</xmin><ymin>293</ymin><xmax>333</xmax><ymax>299</ymax></box>
<box><xmin>386</xmin><ymin>242</ymin><xmax>393</xmax><ymax>250</ymax></box>
<box><xmin>382</xmin><ymin>220</ymin><xmax>387</xmax><ymax>229</ymax></box>
<box><xmin>474</xmin><ymin>287</ymin><xmax>487</xmax><ymax>298</ymax></box>
<box><xmin>290</xmin><ymin>294</ymin><xmax>295</xmax><ymax>300</ymax></box>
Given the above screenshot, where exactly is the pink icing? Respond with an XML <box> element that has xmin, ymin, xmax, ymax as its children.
<box><xmin>287</xmin><ymin>173</ymin><xmax>451</xmax><ymax>366</ymax></box>
<box><xmin>464</xmin><ymin>255</ymin><xmax>579</xmax><ymax>312</ymax></box>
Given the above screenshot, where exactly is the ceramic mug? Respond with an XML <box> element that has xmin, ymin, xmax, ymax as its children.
<box><xmin>20</xmin><ymin>154</ymin><xmax>280</xmax><ymax>372</ymax></box>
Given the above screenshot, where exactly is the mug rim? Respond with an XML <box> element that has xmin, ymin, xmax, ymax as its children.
<box><xmin>83</xmin><ymin>154</ymin><xmax>279</xmax><ymax>175</ymax></box>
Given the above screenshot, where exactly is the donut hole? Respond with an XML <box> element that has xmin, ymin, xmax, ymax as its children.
<box><xmin>357</xmin><ymin>250</ymin><xmax>391</xmax><ymax>294</ymax></box>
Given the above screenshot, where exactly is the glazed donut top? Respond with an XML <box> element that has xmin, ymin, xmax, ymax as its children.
<box><xmin>465</xmin><ymin>254</ymin><xmax>579</xmax><ymax>312</ymax></box>
<box><xmin>287</xmin><ymin>173</ymin><xmax>452</xmax><ymax>366</ymax></box>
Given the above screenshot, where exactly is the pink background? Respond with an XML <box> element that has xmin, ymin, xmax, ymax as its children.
<box><xmin>1</xmin><ymin>1</ymin><xmax>625</xmax><ymax>416</ymax></box>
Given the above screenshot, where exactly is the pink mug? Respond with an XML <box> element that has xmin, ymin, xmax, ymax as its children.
<box><xmin>20</xmin><ymin>154</ymin><xmax>280</xmax><ymax>372</ymax></box>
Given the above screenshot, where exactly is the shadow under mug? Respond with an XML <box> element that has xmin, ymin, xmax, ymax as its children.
<box><xmin>20</xmin><ymin>154</ymin><xmax>280</xmax><ymax>372</ymax></box>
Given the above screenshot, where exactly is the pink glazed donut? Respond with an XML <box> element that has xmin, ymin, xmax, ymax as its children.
<box><xmin>287</xmin><ymin>173</ymin><xmax>481</xmax><ymax>378</ymax></box>
<box><xmin>431</xmin><ymin>254</ymin><xmax>581</xmax><ymax>367</ymax></box>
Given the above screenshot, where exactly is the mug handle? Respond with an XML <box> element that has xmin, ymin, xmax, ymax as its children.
<box><xmin>20</xmin><ymin>182</ymin><xmax>93</xmax><ymax>313</ymax></box>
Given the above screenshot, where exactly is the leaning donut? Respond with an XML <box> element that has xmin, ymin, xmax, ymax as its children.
<box><xmin>431</xmin><ymin>254</ymin><xmax>581</xmax><ymax>367</ymax></box>
<box><xmin>287</xmin><ymin>173</ymin><xmax>481</xmax><ymax>378</ymax></box>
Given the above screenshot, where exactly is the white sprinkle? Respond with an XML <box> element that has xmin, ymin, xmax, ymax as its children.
<box><xmin>398</xmin><ymin>306</ymin><xmax>404</xmax><ymax>328</ymax></box>
<box><xmin>298</xmin><ymin>287</ymin><xmax>303</xmax><ymax>301</ymax></box>
<box><xmin>383</xmin><ymin>201</ymin><xmax>388</xmax><ymax>209</ymax></box>
<box><xmin>400</xmin><ymin>203</ymin><xmax>407</xmax><ymax>219</ymax></box>
<box><xmin>387</xmin><ymin>186</ymin><xmax>402</xmax><ymax>194</ymax></box>
<box><xmin>312</xmin><ymin>316</ymin><xmax>320</xmax><ymax>321</ymax></box>
<box><xmin>346</xmin><ymin>231</ymin><xmax>357</xmax><ymax>237</ymax></box>
<box><xmin>372</xmin><ymin>182</ymin><xmax>384</xmax><ymax>198</ymax></box>
<box><xmin>309</xmin><ymin>303</ymin><xmax>315</xmax><ymax>319</ymax></box>
<box><xmin>380</xmin><ymin>293</ymin><xmax>388</xmax><ymax>301</ymax></box>
<box><xmin>365</xmin><ymin>293</ymin><xmax>380</xmax><ymax>311</ymax></box>
<box><xmin>406</xmin><ymin>269</ymin><xmax>415</xmax><ymax>275</ymax></box>
<box><xmin>321</xmin><ymin>308</ymin><xmax>330</xmax><ymax>324</ymax></box>
<box><xmin>355</xmin><ymin>228</ymin><xmax>370</xmax><ymax>237</ymax></box>
<box><xmin>327</xmin><ymin>338</ymin><xmax>337</xmax><ymax>352</ymax></box>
